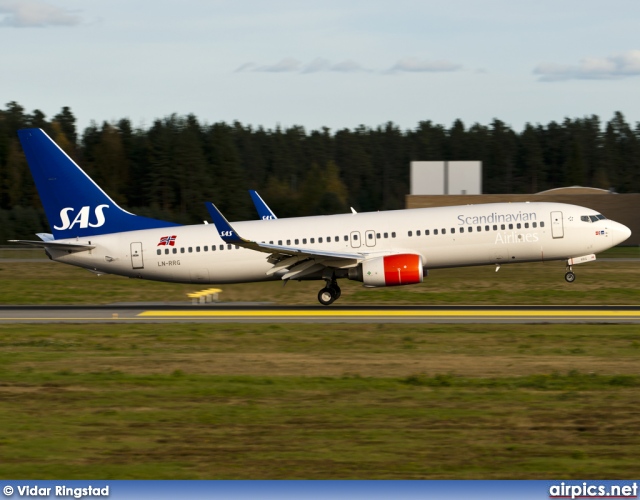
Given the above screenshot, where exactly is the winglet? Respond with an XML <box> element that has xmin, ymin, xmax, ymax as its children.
<box><xmin>205</xmin><ymin>202</ymin><xmax>244</xmax><ymax>244</ymax></box>
<box><xmin>249</xmin><ymin>190</ymin><xmax>277</xmax><ymax>220</ymax></box>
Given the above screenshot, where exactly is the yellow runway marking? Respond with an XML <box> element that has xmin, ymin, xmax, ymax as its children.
<box><xmin>138</xmin><ymin>310</ymin><xmax>640</xmax><ymax>318</ymax></box>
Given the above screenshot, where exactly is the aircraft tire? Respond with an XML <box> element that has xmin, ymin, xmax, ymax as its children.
<box><xmin>564</xmin><ymin>271</ymin><xmax>576</xmax><ymax>283</ymax></box>
<box><xmin>318</xmin><ymin>287</ymin><xmax>336</xmax><ymax>306</ymax></box>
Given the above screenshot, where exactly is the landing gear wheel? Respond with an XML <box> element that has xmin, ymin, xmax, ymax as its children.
<box><xmin>318</xmin><ymin>287</ymin><xmax>336</xmax><ymax>306</ymax></box>
<box><xmin>330</xmin><ymin>284</ymin><xmax>341</xmax><ymax>300</ymax></box>
<box><xmin>565</xmin><ymin>271</ymin><xmax>576</xmax><ymax>283</ymax></box>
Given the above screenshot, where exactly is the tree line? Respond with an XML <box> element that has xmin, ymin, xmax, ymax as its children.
<box><xmin>1</xmin><ymin>100</ymin><xmax>639</xmax><ymax>241</ymax></box>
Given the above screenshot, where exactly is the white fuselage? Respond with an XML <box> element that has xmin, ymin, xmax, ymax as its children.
<box><xmin>47</xmin><ymin>202</ymin><xmax>630</xmax><ymax>284</ymax></box>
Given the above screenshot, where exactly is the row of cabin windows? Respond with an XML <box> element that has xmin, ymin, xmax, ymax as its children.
<box><xmin>264</xmin><ymin>232</ymin><xmax>397</xmax><ymax>246</ymax></box>
<box><xmin>157</xmin><ymin>244</ymin><xmax>240</xmax><ymax>255</ymax></box>
<box><xmin>155</xmin><ymin>222</ymin><xmax>546</xmax><ymax>255</ymax></box>
<box><xmin>406</xmin><ymin>221</ymin><xmax>545</xmax><ymax>237</ymax></box>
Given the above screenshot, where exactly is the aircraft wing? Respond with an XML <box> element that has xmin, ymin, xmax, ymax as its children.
<box><xmin>205</xmin><ymin>202</ymin><xmax>364</xmax><ymax>279</ymax></box>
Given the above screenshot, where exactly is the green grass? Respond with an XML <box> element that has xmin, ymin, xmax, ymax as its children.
<box><xmin>0</xmin><ymin>323</ymin><xmax>639</xmax><ymax>479</ymax></box>
<box><xmin>0</xmin><ymin>256</ymin><xmax>639</xmax><ymax>305</ymax></box>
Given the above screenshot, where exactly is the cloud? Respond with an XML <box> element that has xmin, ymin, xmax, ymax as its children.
<box><xmin>236</xmin><ymin>57</ymin><xmax>367</xmax><ymax>74</ymax></box>
<box><xmin>534</xmin><ymin>50</ymin><xmax>640</xmax><ymax>81</ymax></box>
<box><xmin>302</xmin><ymin>58</ymin><xmax>366</xmax><ymax>74</ymax></box>
<box><xmin>0</xmin><ymin>0</ymin><xmax>81</xmax><ymax>27</ymax></box>
<box><xmin>237</xmin><ymin>57</ymin><xmax>462</xmax><ymax>75</ymax></box>
<box><xmin>387</xmin><ymin>58</ymin><xmax>462</xmax><ymax>74</ymax></box>
<box><xmin>255</xmin><ymin>58</ymin><xmax>302</xmax><ymax>73</ymax></box>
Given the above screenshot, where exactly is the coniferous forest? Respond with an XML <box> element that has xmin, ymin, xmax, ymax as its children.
<box><xmin>1</xmin><ymin>100</ymin><xmax>639</xmax><ymax>241</ymax></box>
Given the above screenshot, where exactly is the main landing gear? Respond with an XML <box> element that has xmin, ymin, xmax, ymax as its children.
<box><xmin>318</xmin><ymin>278</ymin><xmax>341</xmax><ymax>306</ymax></box>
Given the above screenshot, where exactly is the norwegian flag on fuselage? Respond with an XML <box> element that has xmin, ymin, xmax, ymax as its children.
<box><xmin>157</xmin><ymin>235</ymin><xmax>177</xmax><ymax>246</ymax></box>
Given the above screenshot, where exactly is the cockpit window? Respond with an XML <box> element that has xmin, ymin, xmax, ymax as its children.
<box><xmin>581</xmin><ymin>214</ymin><xmax>607</xmax><ymax>223</ymax></box>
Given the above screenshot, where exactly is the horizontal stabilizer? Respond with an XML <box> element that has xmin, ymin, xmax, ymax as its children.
<box><xmin>9</xmin><ymin>239</ymin><xmax>95</xmax><ymax>252</ymax></box>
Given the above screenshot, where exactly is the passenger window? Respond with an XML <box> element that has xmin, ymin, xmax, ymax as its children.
<box><xmin>335</xmin><ymin>236</ymin><xmax>339</xmax><ymax>241</ymax></box>
<box><xmin>157</xmin><ymin>249</ymin><xmax>161</xmax><ymax>255</ymax></box>
<box><xmin>460</xmin><ymin>227</ymin><xmax>465</xmax><ymax>233</ymax></box>
<box><xmin>219</xmin><ymin>245</ymin><xmax>223</xmax><ymax>251</ymax></box>
<box><xmin>408</xmin><ymin>231</ymin><xmax>413</xmax><ymax>237</ymax></box>
<box><xmin>310</xmin><ymin>238</ymin><xmax>315</xmax><ymax>243</ymax></box>
<box><xmin>508</xmin><ymin>224</ymin><xmax>513</xmax><ymax>230</ymax></box>
<box><xmin>468</xmin><ymin>227</ymin><xmax>472</xmax><ymax>233</ymax></box>
<box><xmin>188</xmin><ymin>247</ymin><xmax>193</xmax><ymax>253</ymax></box>
<box><xmin>516</xmin><ymin>223</ymin><xmax>521</xmax><ymax>229</ymax></box>
<box><xmin>500</xmin><ymin>224</ymin><xmax>505</xmax><ymax>230</ymax></box>
<box><xmin>204</xmin><ymin>246</ymin><xmax>208</xmax><ymax>251</ymax></box>
<box><xmin>303</xmin><ymin>238</ymin><xmax>307</xmax><ymax>244</ymax></box>
<box><xmin>327</xmin><ymin>236</ymin><xmax>332</xmax><ymax>242</ymax></box>
<box><xmin>425</xmin><ymin>230</ymin><xmax>430</xmax><ymax>236</ymax></box>
<box><xmin>384</xmin><ymin>233</ymin><xmax>388</xmax><ymax>238</ymax></box>
<box><xmin>524</xmin><ymin>223</ymin><xmax>529</xmax><ymax>229</ymax></box>
<box><xmin>295</xmin><ymin>239</ymin><xmax>299</xmax><ymax>245</ymax></box>
<box><xmin>173</xmin><ymin>248</ymin><xmax>177</xmax><ymax>254</ymax></box>
<box><xmin>235</xmin><ymin>245</ymin><xmax>239</xmax><ymax>250</ymax></box>
<box><xmin>269</xmin><ymin>241</ymin><xmax>273</xmax><ymax>244</ymax></box>
<box><xmin>344</xmin><ymin>235</ymin><xmax>348</xmax><ymax>241</ymax></box>
<box><xmin>278</xmin><ymin>240</ymin><xmax>282</xmax><ymax>245</ymax></box>
<box><xmin>434</xmin><ymin>229</ymin><xmax>438</xmax><ymax>235</ymax></box>
<box><xmin>227</xmin><ymin>244</ymin><xmax>232</xmax><ymax>250</ymax></box>
<box><xmin>540</xmin><ymin>221</ymin><xmax>545</xmax><ymax>227</ymax></box>
<box><xmin>212</xmin><ymin>245</ymin><xmax>216</xmax><ymax>251</ymax></box>
<box><xmin>286</xmin><ymin>240</ymin><xmax>291</xmax><ymax>245</ymax></box>
<box><xmin>391</xmin><ymin>232</ymin><xmax>396</xmax><ymax>238</ymax></box>
<box><xmin>451</xmin><ymin>228</ymin><xmax>455</xmax><ymax>233</ymax></box>
<box><xmin>196</xmin><ymin>246</ymin><xmax>200</xmax><ymax>252</ymax></box>
<box><xmin>416</xmin><ymin>230</ymin><xmax>421</xmax><ymax>236</ymax></box>
<box><xmin>368</xmin><ymin>233</ymin><xmax>373</xmax><ymax>239</ymax></box>
<box><xmin>181</xmin><ymin>248</ymin><xmax>185</xmax><ymax>253</ymax></box>
<box><xmin>376</xmin><ymin>233</ymin><xmax>381</xmax><ymax>239</ymax></box>
<box><xmin>532</xmin><ymin>222</ymin><xmax>537</xmax><ymax>228</ymax></box>
<box><xmin>319</xmin><ymin>237</ymin><xmax>323</xmax><ymax>243</ymax></box>
<box><xmin>486</xmin><ymin>225</ymin><xmax>490</xmax><ymax>231</ymax></box>
<box><xmin>442</xmin><ymin>229</ymin><xmax>446</xmax><ymax>234</ymax></box>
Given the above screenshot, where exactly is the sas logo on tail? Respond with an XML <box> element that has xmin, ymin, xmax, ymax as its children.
<box><xmin>54</xmin><ymin>205</ymin><xmax>109</xmax><ymax>230</ymax></box>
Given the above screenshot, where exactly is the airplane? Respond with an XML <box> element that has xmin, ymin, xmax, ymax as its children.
<box><xmin>10</xmin><ymin>128</ymin><xmax>632</xmax><ymax>305</ymax></box>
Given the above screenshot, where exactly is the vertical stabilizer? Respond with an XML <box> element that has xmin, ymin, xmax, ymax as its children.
<box><xmin>18</xmin><ymin>128</ymin><xmax>179</xmax><ymax>239</ymax></box>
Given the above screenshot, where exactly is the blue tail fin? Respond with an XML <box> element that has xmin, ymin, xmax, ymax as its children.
<box><xmin>18</xmin><ymin>128</ymin><xmax>179</xmax><ymax>239</ymax></box>
<box><xmin>249</xmin><ymin>190</ymin><xmax>278</xmax><ymax>220</ymax></box>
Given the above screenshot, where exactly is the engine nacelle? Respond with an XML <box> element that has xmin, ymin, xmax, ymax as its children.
<box><xmin>350</xmin><ymin>254</ymin><xmax>424</xmax><ymax>287</ymax></box>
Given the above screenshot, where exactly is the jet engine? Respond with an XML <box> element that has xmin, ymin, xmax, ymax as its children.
<box><xmin>348</xmin><ymin>254</ymin><xmax>424</xmax><ymax>287</ymax></box>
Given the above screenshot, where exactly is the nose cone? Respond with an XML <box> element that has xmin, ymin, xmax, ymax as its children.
<box><xmin>613</xmin><ymin>222</ymin><xmax>632</xmax><ymax>246</ymax></box>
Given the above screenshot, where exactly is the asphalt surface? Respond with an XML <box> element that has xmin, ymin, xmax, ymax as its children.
<box><xmin>1</xmin><ymin>304</ymin><xmax>639</xmax><ymax>324</ymax></box>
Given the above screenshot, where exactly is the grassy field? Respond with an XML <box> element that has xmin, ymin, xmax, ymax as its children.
<box><xmin>0</xmin><ymin>248</ymin><xmax>639</xmax><ymax>305</ymax></box>
<box><xmin>0</xmin><ymin>323</ymin><xmax>639</xmax><ymax>479</ymax></box>
<box><xmin>0</xmin><ymin>249</ymin><xmax>638</xmax><ymax>479</ymax></box>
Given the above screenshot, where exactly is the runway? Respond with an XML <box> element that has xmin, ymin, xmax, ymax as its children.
<box><xmin>1</xmin><ymin>305</ymin><xmax>639</xmax><ymax>323</ymax></box>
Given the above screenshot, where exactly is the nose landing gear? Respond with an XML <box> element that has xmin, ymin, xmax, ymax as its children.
<box><xmin>565</xmin><ymin>263</ymin><xmax>576</xmax><ymax>283</ymax></box>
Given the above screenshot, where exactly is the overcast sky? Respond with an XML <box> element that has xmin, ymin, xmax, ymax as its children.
<box><xmin>2</xmin><ymin>0</ymin><xmax>640</xmax><ymax>133</ymax></box>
